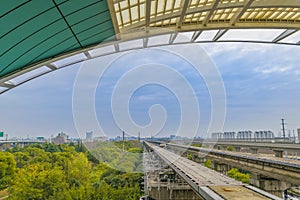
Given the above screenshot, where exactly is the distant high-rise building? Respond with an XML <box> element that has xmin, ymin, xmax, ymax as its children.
<box><xmin>53</xmin><ymin>132</ymin><xmax>68</xmax><ymax>144</ymax></box>
<box><xmin>212</xmin><ymin>132</ymin><xmax>223</xmax><ymax>139</ymax></box>
<box><xmin>223</xmin><ymin>132</ymin><xmax>235</xmax><ymax>140</ymax></box>
<box><xmin>254</xmin><ymin>130</ymin><xmax>274</xmax><ymax>140</ymax></box>
<box><xmin>237</xmin><ymin>131</ymin><xmax>252</xmax><ymax>140</ymax></box>
<box><xmin>297</xmin><ymin>128</ymin><xmax>300</xmax><ymax>143</ymax></box>
<box><xmin>86</xmin><ymin>131</ymin><xmax>93</xmax><ymax>141</ymax></box>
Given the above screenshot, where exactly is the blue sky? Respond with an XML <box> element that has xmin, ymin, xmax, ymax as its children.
<box><xmin>0</xmin><ymin>42</ymin><xmax>300</xmax><ymax>139</ymax></box>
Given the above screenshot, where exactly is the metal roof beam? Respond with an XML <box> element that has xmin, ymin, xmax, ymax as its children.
<box><xmin>202</xmin><ymin>0</ymin><xmax>220</xmax><ymax>26</ymax></box>
<box><xmin>83</xmin><ymin>51</ymin><xmax>92</xmax><ymax>59</ymax></box>
<box><xmin>143</xmin><ymin>37</ymin><xmax>148</xmax><ymax>48</ymax></box>
<box><xmin>169</xmin><ymin>33</ymin><xmax>178</xmax><ymax>44</ymax></box>
<box><xmin>176</xmin><ymin>0</ymin><xmax>191</xmax><ymax>28</ymax></box>
<box><xmin>114</xmin><ymin>43</ymin><xmax>120</xmax><ymax>52</ymax></box>
<box><xmin>230</xmin><ymin>0</ymin><xmax>255</xmax><ymax>25</ymax></box>
<box><xmin>213</xmin><ymin>29</ymin><xmax>228</xmax><ymax>41</ymax></box>
<box><xmin>121</xmin><ymin>3</ymin><xmax>241</xmax><ymax>32</ymax></box>
<box><xmin>251</xmin><ymin>0</ymin><xmax>300</xmax><ymax>8</ymax></box>
<box><xmin>0</xmin><ymin>82</ymin><xmax>15</xmax><ymax>89</ymax></box>
<box><xmin>114</xmin><ymin>0</ymin><xmax>126</xmax><ymax>3</ymax></box>
<box><xmin>272</xmin><ymin>29</ymin><xmax>298</xmax><ymax>43</ymax></box>
<box><xmin>145</xmin><ymin>0</ymin><xmax>151</xmax><ymax>28</ymax></box>
<box><xmin>46</xmin><ymin>63</ymin><xmax>57</xmax><ymax>71</ymax></box>
<box><xmin>121</xmin><ymin>0</ymin><xmax>300</xmax><ymax>32</ymax></box>
<box><xmin>191</xmin><ymin>31</ymin><xmax>202</xmax><ymax>42</ymax></box>
<box><xmin>107</xmin><ymin>0</ymin><xmax>120</xmax><ymax>38</ymax></box>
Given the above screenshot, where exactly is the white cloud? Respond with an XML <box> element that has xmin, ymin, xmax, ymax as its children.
<box><xmin>254</xmin><ymin>65</ymin><xmax>294</xmax><ymax>74</ymax></box>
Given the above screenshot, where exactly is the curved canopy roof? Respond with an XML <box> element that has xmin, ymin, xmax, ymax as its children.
<box><xmin>0</xmin><ymin>0</ymin><xmax>300</xmax><ymax>93</ymax></box>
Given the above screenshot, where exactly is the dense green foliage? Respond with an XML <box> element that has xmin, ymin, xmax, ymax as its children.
<box><xmin>204</xmin><ymin>159</ymin><xmax>212</xmax><ymax>168</ymax></box>
<box><xmin>187</xmin><ymin>154</ymin><xmax>193</xmax><ymax>160</ymax></box>
<box><xmin>228</xmin><ymin>168</ymin><xmax>250</xmax><ymax>184</ymax></box>
<box><xmin>90</xmin><ymin>141</ymin><xmax>143</xmax><ymax>173</ymax></box>
<box><xmin>0</xmin><ymin>141</ymin><xmax>143</xmax><ymax>200</ymax></box>
<box><xmin>0</xmin><ymin>152</ymin><xmax>15</xmax><ymax>190</ymax></box>
<box><xmin>226</xmin><ymin>146</ymin><xmax>234</xmax><ymax>151</ymax></box>
<box><xmin>191</xmin><ymin>143</ymin><xmax>202</xmax><ymax>147</ymax></box>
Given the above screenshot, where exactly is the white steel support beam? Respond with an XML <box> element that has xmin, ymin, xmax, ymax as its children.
<box><xmin>176</xmin><ymin>0</ymin><xmax>191</xmax><ymax>28</ymax></box>
<box><xmin>1</xmin><ymin>29</ymin><xmax>300</xmax><ymax>95</ymax></box>
<box><xmin>143</xmin><ymin>37</ymin><xmax>148</xmax><ymax>48</ymax></box>
<box><xmin>84</xmin><ymin>51</ymin><xmax>92</xmax><ymax>59</ymax></box>
<box><xmin>191</xmin><ymin>31</ymin><xmax>202</xmax><ymax>42</ymax></box>
<box><xmin>0</xmin><ymin>82</ymin><xmax>15</xmax><ymax>89</ymax></box>
<box><xmin>46</xmin><ymin>63</ymin><xmax>57</xmax><ymax>71</ymax></box>
<box><xmin>213</xmin><ymin>29</ymin><xmax>228</xmax><ymax>41</ymax></box>
<box><xmin>114</xmin><ymin>43</ymin><xmax>120</xmax><ymax>52</ymax></box>
<box><xmin>169</xmin><ymin>32</ymin><xmax>178</xmax><ymax>44</ymax></box>
<box><xmin>230</xmin><ymin>0</ymin><xmax>255</xmax><ymax>25</ymax></box>
<box><xmin>202</xmin><ymin>0</ymin><xmax>220</xmax><ymax>26</ymax></box>
<box><xmin>272</xmin><ymin>29</ymin><xmax>298</xmax><ymax>43</ymax></box>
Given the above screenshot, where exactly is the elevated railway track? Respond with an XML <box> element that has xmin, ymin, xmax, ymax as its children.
<box><xmin>144</xmin><ymin>141</ymin><xmax>281</xmax><ymax>200</ymax></box>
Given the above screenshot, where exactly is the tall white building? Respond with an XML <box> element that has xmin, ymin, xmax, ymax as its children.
<box><xmin>237</xmin><ymin>131</ymin><xmax>252</xmax><ymax>140</ymax></box>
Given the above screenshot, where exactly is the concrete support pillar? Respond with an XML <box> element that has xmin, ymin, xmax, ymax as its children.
<box><xmin>250</xmin><ymin>174</ymin><xmax>292</xmax><ymax>197</ymax></box>
<box><xmin>194</xmin><ymin>156</ymin><xmax>206</xmax><ymax>163</ymax></box>
<box><xmin>273</xmin><ymin>150</ymin><xmax>284</xmax><ymax>158</ymax></box>
<box><xmin>250</xmin><ymin>148</ymin><xmax>258</xmax><ymax>154</ymax></box>
<box><xmin>212</xmin><ymin>162</ymin><xmax>230</xmax><ymax>175</ymax></box>
<box><xmin>234</xmin><ymin>146</ymin><xmax>241</xmax><ymax>152</ymax></box>
<box><xmin>217</xmin><ymin>145</ymin><xmax>227</xmax><ymax>150</ymax></box>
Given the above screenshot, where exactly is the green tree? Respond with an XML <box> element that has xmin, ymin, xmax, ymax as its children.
<box><xmin>228</xmin><ymin>168</ymin><xmax>250</xmax><ymax>184</ymax></box>
<box><xmin>204</xmin><ymin>159</ymin><xmax>212</xmax><ymax>168</ymax></box>
<box><xmin>8</xmin><ymin>163</ymin><xmax>69</xmax><ymax>200</ymax></box>
<box><xmin>227</xmin><ymin>146</ymin><xmax>234</xmax><ymax>151</ymax></box>
<box><xmin>4</xmin><ymin>141</ymin><xmax>143</xmax><ymax>200</ymax></box>
<box><xmin>187</xmin><ymin>154</ymin><xmax>193</xmax><ymax>160</ymax></box>
<box><xmin>0</xmin><ymin>152</ymin><xmax>16</xmax><ymax>190</ymax></box>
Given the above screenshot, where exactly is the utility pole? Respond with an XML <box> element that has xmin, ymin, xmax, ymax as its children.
<box><xmin>138</xmin><ymin>132</ymin><xmax>140</xmax><ymax>141</ymax></box>
<box><xmin>122</xmin><ymin>131</ymin><xmax>125</xmax><ymax>152</ymax></box>
<box><xmin>281</xmin><ymin>118</ymin><xmax>286</xmax><ymax>140</ymax></box>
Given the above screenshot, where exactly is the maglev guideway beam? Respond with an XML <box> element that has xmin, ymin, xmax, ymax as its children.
<box><xmin>144</xmin><ymin>141</ymin><xmax>281</xmax><ymax>200</ymax></box>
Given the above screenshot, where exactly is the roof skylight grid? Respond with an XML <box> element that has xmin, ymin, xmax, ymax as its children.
<box><xmin>241</xmin><ymin>8</ymin><xmax>300</xmax><ymax>22</ymax></box>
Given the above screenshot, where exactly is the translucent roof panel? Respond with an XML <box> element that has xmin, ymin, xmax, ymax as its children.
<box><xmin>1</xmin><ymin>0</ymin><xmax>300</xmax><ymax>88</ymax></box>
<box><xmin>116</xmin><ymin>0</ymin><xmax>300</xmax><ymax>32</ymax></box>
<box><xmin>0</xmin><ymin>0</ymin><xmax>115</xmax><ymax>79</ymax></box>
